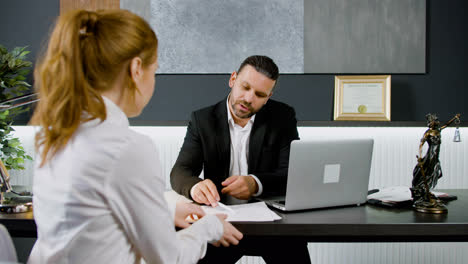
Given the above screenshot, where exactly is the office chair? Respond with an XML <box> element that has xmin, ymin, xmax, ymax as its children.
<box><xmin>0</xmin><ymin>224</ymin><xmax>18</xmax><ymax>263</ymax></box>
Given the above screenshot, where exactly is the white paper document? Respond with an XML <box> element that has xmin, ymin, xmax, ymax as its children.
<box><xmin>343</xmin><ymin>82</ymin><xmax>383</xmax><ymax>113</ymax></box>
<box><xmin>367</xmin><ymin>186</ymin><xmax>448</xmax><ymax>202</ymax></box>
<box><xmin>202</xmin><ymin>202</ymin><xmax>281</xmax><ymax>222</ymax></box>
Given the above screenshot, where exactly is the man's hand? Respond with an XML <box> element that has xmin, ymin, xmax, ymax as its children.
<box><xmin>191</xmin><ymin>179</ymin><xmax>220</xmax><ymax>207</ymax></box>
<box><xmin>174</xmin><ymin>201</ymin><xmax>205</xmax><ymax>228</ymax></box>
<box><xmin>211</xmin><ymin>214</ymin><xmax>243</xmax><ymax>247</ymax></box>
<box><xmin>221</xmin><ymin>175</ymin><xmax>258</xmax><ymax>200</ymax></box>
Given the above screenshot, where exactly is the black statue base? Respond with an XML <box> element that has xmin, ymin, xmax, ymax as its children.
<box><xmin>411</xmin><ymin>188</ymin><xmax>448</xmax><ymax>214</ymax></box>
<box><xmin>413</xmin><ymin>202</ymin><xmax>448</xmax><ymax>214</ymax></box>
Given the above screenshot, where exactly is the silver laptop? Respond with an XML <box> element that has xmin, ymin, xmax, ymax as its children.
<box><xmin>266</xmin><ymin>138</ymin><xmax>374</xmax><ymax>211</ymax></box>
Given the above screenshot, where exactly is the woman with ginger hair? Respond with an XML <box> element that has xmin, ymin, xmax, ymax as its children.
<box><xmin>29</xmin><ymin>9</ymin><xmax>241</xmax><ymax>264</ymax></box>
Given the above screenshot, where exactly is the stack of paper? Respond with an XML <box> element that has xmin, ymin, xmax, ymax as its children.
<box><xmin>367</xmin><ymin>186</ymin><xmax>414</xmax><ymax>202</ymax></box>
<box><xmin>202</xmin><ymin>202</ymin><xmax>281</xmax><ymax>222</ymax></box>
<box><xmin>367</xmin><ymin>186</ymin><xmax>449</xmax><ymax>203</ymax></box>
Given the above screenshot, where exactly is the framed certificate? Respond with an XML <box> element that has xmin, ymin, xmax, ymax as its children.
<box><xmin>334</xmin><ymin>75</ymin><xmax>391</xmax><ymax>121</ymax></box>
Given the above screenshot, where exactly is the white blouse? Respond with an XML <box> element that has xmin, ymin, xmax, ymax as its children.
<box><xmin>29</xmin><ymin>97</ymin><xmax>223</xmax><ymax>264</ymax></box>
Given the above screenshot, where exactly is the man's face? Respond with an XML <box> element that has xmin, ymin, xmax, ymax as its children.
<box><xmin>228</xmin><ymin>65</ymin><xmax>275</xmax><ymax>120</ymax></box>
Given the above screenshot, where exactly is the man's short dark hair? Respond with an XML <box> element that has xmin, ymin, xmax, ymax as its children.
<box><xmin>237</xmin><ymin>55</ymin><xmax>279</xmax><ymax>81</ymax></box>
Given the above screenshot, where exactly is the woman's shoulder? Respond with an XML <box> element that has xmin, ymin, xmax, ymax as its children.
<box><xmin>76</xmin><ymin>120</ymin><xmax>156</xmax><ymax>162</ymax></box>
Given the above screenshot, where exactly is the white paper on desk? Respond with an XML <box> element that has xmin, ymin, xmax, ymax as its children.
<box><xmin>367</xmin><ymin>186</ymin><xmax>412</xmax><ymax>202</ymax></box>
<box><xmin>367</xmin><ymin>186</ymin><xmax>448</xmax><ymax>202</ymax></box>
<box><xmin>202</xmin><ymin>202</ymin><xmax>281</xmax><ymax>222</ymax></box>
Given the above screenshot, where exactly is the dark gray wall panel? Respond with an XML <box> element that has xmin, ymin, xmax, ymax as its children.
<box><xmin>304</xmin><ymin>0</ymin><xmax>426</xmax><ymax>73</ymax></box>
<box><xmin>0</xmin><ymin>0</ymin><xmax>59</xmax><ymax>69</ymax></box>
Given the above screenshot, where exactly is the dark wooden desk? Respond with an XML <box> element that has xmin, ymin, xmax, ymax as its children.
<box><xmin>233</xmin><ymin>189</ymin><xmax>468</xmax><ymax>242</ymax></box>
<box><xmin>0</xmin><ymin>210</ymin><xmax>35</xmax><ymax>237</ymax></box>
<box><xmin>1</xmin><ymin>189</ymin><xmax>467</xmax><ymax>242</ymax></box>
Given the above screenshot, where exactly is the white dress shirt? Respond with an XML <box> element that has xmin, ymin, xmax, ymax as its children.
<box><xmin>226</xmin><ymin>98</ymin><xmax>263</xmax><ymax>197</ymax></box>
<box><xmin>29</xmin><ymin>97</ymin><xmax>223</xmax><ymax>264</ymax></box>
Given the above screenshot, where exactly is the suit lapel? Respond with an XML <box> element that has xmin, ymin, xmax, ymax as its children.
<box><xmin>214</xmin><ymin>100</ymin><xmax>231</xmax><ymax>178</ymax></box>
<box><xmin>249</xmin><ymin>108</ymin><xmax>268</xmax><ymax>173</ymax></box>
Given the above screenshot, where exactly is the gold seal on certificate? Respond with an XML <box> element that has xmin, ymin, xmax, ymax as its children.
<box><xmin>358</xmin><ymin>105</ymin><xmax>367</xmax><ymax>113</ymax></box>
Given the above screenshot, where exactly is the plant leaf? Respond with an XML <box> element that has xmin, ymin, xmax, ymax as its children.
<box><xmin>19</xmin><ymin>51</ymin><xmax>30</xmax><ymax>57</ymax></box>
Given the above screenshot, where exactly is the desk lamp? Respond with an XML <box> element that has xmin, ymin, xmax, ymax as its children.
<box><xmin>0</xmin><ymin>93</ymin><xmax>38</xmax><ymax>213</ymax></box>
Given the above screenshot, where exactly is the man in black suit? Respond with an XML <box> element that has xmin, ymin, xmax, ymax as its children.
<box><xmin>171</xmin><ymin>55</ymin><xmax>311</xmax><ymax>264</ymax></box>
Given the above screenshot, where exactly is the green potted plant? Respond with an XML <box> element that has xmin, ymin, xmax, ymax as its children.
<box><xmin>0</xmin><ymin>44</ymin><xmax>33</xmax><ymax>172</ymax></box>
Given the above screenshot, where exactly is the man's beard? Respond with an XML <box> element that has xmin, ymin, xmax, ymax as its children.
<box><xmin>232</xmin><ymin>100</ymin><xmax>256</xmax><ymax>119</ymax></box>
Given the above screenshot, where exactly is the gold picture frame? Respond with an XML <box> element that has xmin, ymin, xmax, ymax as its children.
<box><xmin>334</xmin><ymin>75</ymin><xmax>391</xmax><ymax>121</ymax></box>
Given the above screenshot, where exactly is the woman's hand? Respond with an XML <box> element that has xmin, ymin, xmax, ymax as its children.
<box><xmin>211</xmin><ymin>215</ymin><xmax>243</xmax><ymax>247</ymax></box>
<box><xmin>174</xmin><ymin>201</ymin><xmax>205</xmax><ymax>228</ymax></box>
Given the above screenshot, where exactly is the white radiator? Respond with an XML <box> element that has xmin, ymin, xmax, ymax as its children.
<box><xmin>132</xmin><ymin>126</ymin><xmax>468</xmax><ymax>190</ymax></box>
<box><xmin>235</xmin><ymin>242</ymin><xmax>468</xmax><ymax>264</ymax></box>
<box><xmin>8</xmin><ymin>126</ymin><xmax>468</xmax><ymax>264</ymax></box>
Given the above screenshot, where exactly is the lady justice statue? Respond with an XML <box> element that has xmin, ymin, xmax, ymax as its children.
<box><xmin>411</xmin><ymin>113</ymin><xmax>461</xmax><ymax>213</ymax></box>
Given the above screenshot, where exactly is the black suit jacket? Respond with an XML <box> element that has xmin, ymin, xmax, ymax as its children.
<box><xmin>170</xmin><ymin>98</ymin><xmax>299</xmax><ymax>200</ymax></box>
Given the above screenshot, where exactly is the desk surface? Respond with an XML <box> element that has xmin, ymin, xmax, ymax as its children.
<box><xmin>234</xmin><ymin>189</ymin><xmax>468</xmax><ymax>242</ymax></box>
<box><xmin>1</xmin><ymin>189</ymin><xmax>468</xmax><ymax>242</ymax></box>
